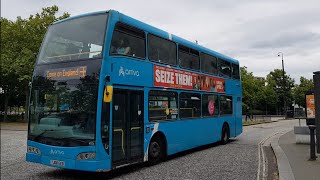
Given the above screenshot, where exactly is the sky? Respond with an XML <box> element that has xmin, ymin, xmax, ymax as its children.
<box><xmin>2</xmin><ymin>0</ymin><xmax>320</xmax><ymax>83</ymax></box>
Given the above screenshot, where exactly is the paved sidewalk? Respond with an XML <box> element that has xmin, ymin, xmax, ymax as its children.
<box><xmin>278</xmin><ymin>130</ymin><xmax>320</xmax><ymax>180</ymax></box>
<box><xmin>0</xmin><ymin>122</ymin><xmax>28</xmax><ymax>131</ymax></box>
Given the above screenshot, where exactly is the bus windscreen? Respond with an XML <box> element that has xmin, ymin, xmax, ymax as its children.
<box><xmin>28</xmin><ymin>81</ymin><xmax>98</xmax><ymax>147</ymax></box>
<box><xmin>37</xmin><ymin>13</ymin><xmax>108</xmax><ymax>64</ymax></box>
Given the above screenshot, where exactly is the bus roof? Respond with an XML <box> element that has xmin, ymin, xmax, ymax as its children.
<box><xmin>54</xmin><ymin>10</ymin><xmax>239</xmax><ymax>64</ymax></box>
<box><xmin>53</xmin><ymin>11</ymin><xmax>108</xmax><ymax>25</ymax></box>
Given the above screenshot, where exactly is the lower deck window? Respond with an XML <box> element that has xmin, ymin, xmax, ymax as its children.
<box><xmin>202</xmin><ymin>94</ymin><xmax>219</xmax><ymax>116</ymax></box>
<box><xmin>179</xmin><ymin>92</ymin><xmax>201</xmax><ymax>118</ymax></box>
<box><xmin>148</xmin><ymin>90</ymin><xmax>178</xmax><ymax>121</ymax></box>
<box><xmin>220</xmin><ymin>95</ymin><xmax>233</xmax><ymax>115</ymax></box>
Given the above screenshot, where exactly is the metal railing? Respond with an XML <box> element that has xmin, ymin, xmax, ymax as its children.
<box><xmin>242</xmin><ymin>115</ymin><xmax>284</xmax><ymax>122</ymax></box>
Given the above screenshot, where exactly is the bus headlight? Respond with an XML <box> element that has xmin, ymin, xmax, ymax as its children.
<box><xmin>27</xmin><ymin>146</ymin><xmax>41</xmax><ymax>155</ymax></box>
<box><xmin>76</xmin><ymin>152</ymin><xmax>96</xmax><ymax>160</ymax></box>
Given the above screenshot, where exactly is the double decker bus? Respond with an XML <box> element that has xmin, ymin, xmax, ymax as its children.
<box><xmin>26</xmin><ymin>10</ymin><xmax>242</xmax><ymax>172</ymax></box>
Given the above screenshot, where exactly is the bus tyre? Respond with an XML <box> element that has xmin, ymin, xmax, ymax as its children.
<box><xmin>148</xmin><ymin>137</ymin><xmax>164</xmax><ymax>165</ymax></box>
<box><xmin>221</xmin><ymin>125</ymin><xmax>229</xmax><ymax>145</ymax></box>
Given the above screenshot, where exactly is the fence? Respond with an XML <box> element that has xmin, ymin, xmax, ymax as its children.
<box><xmin>242</xmin><ymin>115</ymin><xmax>284</xmax><ymax>122</ymax></box>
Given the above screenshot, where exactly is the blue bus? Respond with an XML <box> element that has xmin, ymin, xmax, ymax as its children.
<box><xmin>26</xmin><ymin>10</ymin><xmax>242</xmax><ymax>172</ymax></box>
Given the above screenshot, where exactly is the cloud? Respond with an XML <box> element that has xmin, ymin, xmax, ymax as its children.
<box><xmin>251</xmin><ymin>31</ymin><xmax>320</xmax><ymax>49</ymax></box>
<box><xmin>2</xmin><ymin>0</ymin><xmax>320</xmax><ymax>82</ymax></box>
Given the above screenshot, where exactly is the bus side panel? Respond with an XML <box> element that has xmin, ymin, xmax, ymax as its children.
<box><xmin>225</xmin><ymin>80</ymin><xmax>242</xmax><ymax>137</ymax></box>
<box><xmin>154</xmin><ymin>118</ymin><xmax>223</xmax><ymax>156</ymax></box>
<box><xmin>109</xmin><ymin>58</ymin><xmax>153</xmax><ymax>87</ymax></box>
<box><xmin>235</xmin><ymin>95</ymin><xmax>243</xmax><ymax>136</ymax></box>
<box><xmin>220</xmin><ymin>115</ymin><xmax>236</xmax><ymax>138</ymax></box>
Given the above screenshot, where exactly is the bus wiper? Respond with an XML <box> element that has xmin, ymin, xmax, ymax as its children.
<box><xmin>33</xmin><ymin>129</ymin><xmax>55</xmax><ymax>140</ymax></box>
<box><xmin>60</xmin><ymin>137</ymin><xmax>90</xmax><ymax>145</ymax></box>
<box><xmin>61</xmin><ymin>137</ymin><xmax>87</xmax><ymax>142</ymax></box>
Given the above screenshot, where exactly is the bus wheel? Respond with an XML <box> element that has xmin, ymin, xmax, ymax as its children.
<box><xmin>148</xmin><ymin>137</ymin><xmax>163</xmax><ymax>165</ymax></box>
<box><xmin>221</xmin><ymin>124</ymin><xmax>229</xmax><ymax>145</ymax></box>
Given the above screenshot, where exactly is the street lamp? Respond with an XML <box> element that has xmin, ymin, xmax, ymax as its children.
<box><xmin>278</xmin><ymin>52</ymin><xmax>286</xmax><ymax>119</ymax></box>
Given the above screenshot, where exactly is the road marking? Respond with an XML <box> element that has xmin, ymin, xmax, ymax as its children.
<box><xmin>257</xmin><ymin>130</ymin><xmax>287</xmax><ymax>180</ymax></box>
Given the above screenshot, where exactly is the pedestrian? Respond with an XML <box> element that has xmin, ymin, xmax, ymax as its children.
<box><xmin>245</xmin><ymin>107</ymin><xmax>251</xmax><ymax>121</ymax></box>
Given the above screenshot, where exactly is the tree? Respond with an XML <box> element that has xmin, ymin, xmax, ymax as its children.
<box><xmin>263</xmin><ymin>84</ymin><xmax>278</xmax><ymax>114</ymax></box>
<box><xmin>293</xmin><ymin>77</ymin><xmax>314</xmax><ymax>108</ymax></box>
<box><xmin>0</xmin><ymin>6</ymin><xmax>70</xmax><ymax>121</ymax></box>
<box><xmin>241</xmin><ymin>67</ymin><xmax>280</xmax><ymax>116</ymax></box>
<box><xmin>241</xmin><ymin>67</ymin><xmax>263</xmax><ymax>116</ymax></box>
<box><xmin>241</xmin><ymin>67</ymin><xmax>255</xmax><ymax>114</ymax></box>
<box><xmin>266</xmin><ymin>69</ymin><xmax>295</xmax><ymax>115</ymax></box>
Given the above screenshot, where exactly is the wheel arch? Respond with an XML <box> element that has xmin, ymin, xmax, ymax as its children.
<box><xmin>151</xmin><ymin>131</ymin><xmax>167</xmax><ymax>156</ymax></box>
<box><xmin>222</xmin><ymin>122</ymin><xmax>230</xmax><ymax>136</ymax></box>
<box><xmin>146</xmin><ymin>131</ymin><xmax>168</xmax><ymax>161</ymax></box>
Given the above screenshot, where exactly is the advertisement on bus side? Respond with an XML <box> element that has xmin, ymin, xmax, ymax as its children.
<box><xmin>154</xmin><ymin>65</ymin><xmax>225</xmax><ymax>93</ymax></box>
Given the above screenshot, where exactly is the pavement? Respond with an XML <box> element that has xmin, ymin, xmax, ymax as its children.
<box><xmin>271</xmin><ymin>121</ymin><xmax>320</xmax><ymax>180</ymax></box>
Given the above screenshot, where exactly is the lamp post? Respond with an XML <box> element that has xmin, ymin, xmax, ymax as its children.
<box><xmin>278</xmin><ymin>52</ymin><xmax>286</xmax><ymax>119</ymax></box>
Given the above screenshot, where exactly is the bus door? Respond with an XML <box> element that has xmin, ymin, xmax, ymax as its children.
<box><xmin>112</xmin><ymin>88</ymin><xmax>144</xmax><ymax>167</ymax></box>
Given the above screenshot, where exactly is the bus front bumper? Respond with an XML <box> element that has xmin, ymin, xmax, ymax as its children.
<box><xmin>26</xmin><ymin>152</ymin><xmax>110</xmax><ymax>172</ymax></box>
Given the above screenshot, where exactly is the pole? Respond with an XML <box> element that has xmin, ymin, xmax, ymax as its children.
<box><xmin>309</xmin><ymin>125</ymin><xmax>317</xmax><ymax>160</ymax></box>
<box><xmin>278</xmin><ymin>52</ymin><xmax>287</xmax><ymax>119</ymax></box>
<box><xmin>314</xmin><ymin>71</ymin><xmax>320</xmax><ymax>153</ymax></box>
<box><xmin>282</xmin><ymin>56</ymin><xmax>287</xmax><ymax>119</ymax></box>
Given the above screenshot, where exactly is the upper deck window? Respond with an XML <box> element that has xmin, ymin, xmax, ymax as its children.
<box><xmin>178</xmin><ymin>45</ymin><xmax>200</xmax><ymax>70</ymax></box>
<box><xmin>232</xmin><ymin>63</ymin><xmax>240</xmax><ymax>79</ymax></box>
<box><xmin>38</xmin><ymin>13</ymin><xmax>108</xmax><ymax>64</ymax></box>
<box><xmin>201</xmin><ymin>53</ymin><xmax>218</xmax><ymax>75</ymax></box>
<box><xmin>218</xmin><ymin>59</ymin><xmax>231</xmax><ymax>77</ymax></box>
<box><xmin>110</xmin><ymin>23</ymin><xmax>146</xmax><ymax>59</ymax></box>
<box><xmin>148</xmin><ymin>34</ymin><xmax>177</xmax><ymax>65</ymax></box>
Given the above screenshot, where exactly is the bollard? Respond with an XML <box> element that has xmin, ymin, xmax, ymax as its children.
<box><xmin>309</xmin><ymin>125</ymin><xmax>317</xmax><ymax>161</ymax></box>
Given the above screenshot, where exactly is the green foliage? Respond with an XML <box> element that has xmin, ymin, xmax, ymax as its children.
<box><xmin>266</xmin><ymin>69</ymin><xmax>295</xmax><ymax>114</ymax></box>
<box><xmin>1</xmin><ymin>5</ymin><xmax>70</xmax><ymax>86</ymax></box>
<box><xmin>241</xmin><ymin>67</ymin><xmax>314</xmax><ymax>115</ymax></box>
<box><xmin>0</xmin><ymin>6</ymin><xmax>70</xmax><ymax>121</ymax></box>
<box><xmin>241</xmin><ymin>67</ymin><xmax>257</xmax><ymax>109</ymax></box>
<box><xmin>241</xmin><ymin>67</ymin><xmax>279</xmax><ymax>115</ymax></box>
<box><xmin>293</xmin><ymin>77</ymin><xmax>314</xmax><ymax>107</ymax></box>
<box><xmin>241</xmin><ymin>67</ymin><xmax>263</xmax><ymax>113</ymax></box>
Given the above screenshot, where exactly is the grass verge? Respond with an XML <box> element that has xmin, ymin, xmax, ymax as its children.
<box><xmin>0</xmin><ymin>122</ymin><xmax>28</xmax><ymax>131</ymax></box>
<box><xmin>242</xmin><ymin>120</ymin><xmax>275</xmax><ymax>126</ymax></box>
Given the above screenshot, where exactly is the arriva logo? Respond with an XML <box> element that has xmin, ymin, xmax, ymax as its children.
<box><xmin>119</xmin><ymin>66</ymin><xmax>140</xmax><ymax>77</ymax></box>
<box><xmin>119</xmin><ymin>66</ymin><xmax>125</xmax><ymax>76</ymax></box>
<box><xmin>50</xmin><ymin>149</ymin><xmax>64</xmax><ymax>155</ymax></box>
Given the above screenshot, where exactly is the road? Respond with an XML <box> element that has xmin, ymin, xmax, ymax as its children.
<box><xmin>1</xmin><ymin>119</ymin><xmax>299</xmax><ymax>180</ymax></box>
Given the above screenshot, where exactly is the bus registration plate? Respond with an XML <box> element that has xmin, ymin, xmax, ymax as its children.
<box><xmin>50</xmin><ymin>160</ymin><xmax>65</xmax><ymax>167</ymax></box>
